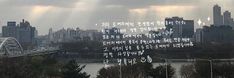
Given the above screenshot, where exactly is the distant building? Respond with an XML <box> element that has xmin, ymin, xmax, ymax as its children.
<box><xmin>213</xmin><ymin>4</ymin><xmax>223</xmax><ymax>26</ymax></box>
<box><xmin>2</xmin><ymin>19</ymin><xmax>36</xmax><ymax>45</ymax></box>
<box><xmin>48</xmin><ymin>27</ymin><xmax>102</xmax><ymax>43</ymax></box>
<box><xmin>223</xmin><ymin>11</ymin><xmax>231</xmax><ymax>25</ymax></box>
<box><xmin>213</xmin><ymin>4</ymin><xmax>234</xmax><ymax>28</ymax></box>
<box><xmin>165</xmin><ymin>17</ymin><xmax>194</xmax><ymax>38</ymax></box>
<box><xmin>195</xmin><ymin>5</ymin><xmax>234</xmax><ymax>44</ymax></box>
<box><xmin>223</xmin><ymin>11</ymin><xmax>234</xmax><ymax>29</ymax></box>
<box><xmin>18</xmin><ymin>20</ymin><xmax>36</xmax><ymax>44</ymax></box>
<box><xmin>194</xmin><ymin>28</ymin><xmax>203</xmax><ymax>43</ymax></box>
<box><xmin>50</xmin><ymin>28</ymin><xmax>77</xmax><ymax>42</ymax></box>
<box><xmin>48</xmin><ymin>28</ymin><xmax>53</xmax><ymax>42</ymax></box>
<box><xmin>2</xmin><ymin>21</ymin><xmax>18</xmax><ymax>39</ymax></box>
<box><xmin>199</xmin><ymin>25</ymin><xmax>234</xmax><ymax>44</ymax></box>
<box><xmin>80</xmin><ymin>30</ymin><xmax>102</xmax><ymax>41</ymax></box>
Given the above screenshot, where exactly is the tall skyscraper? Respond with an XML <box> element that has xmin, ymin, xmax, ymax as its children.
<box><xmin>223</xmin><ymin>11</ymin><xmax>231</xmax><ymax>26</ymax></box>
<box><xmin>223</xmin><ymin>11</ymin><xmax>231</xmax><ymax>25</ymax></box>
<box><xmin>165</xmin><ymin>17</ymin><xmax>194</xmax><ymax>38</ymax></box>
<box><xmin>213</xmin><ymin>4</ymin><xmax>223</xmax><ymax>26</ymax></box>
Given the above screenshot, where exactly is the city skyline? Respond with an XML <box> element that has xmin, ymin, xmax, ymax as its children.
<box><xmin>1</xmin><ymin>1</ymin><xmax>234</xmax><ymax>78</ymax></box>
<box><xmin>0</xmin><ymin>0</ymin><xmax>234</xmax><ymax>35</ymax></box>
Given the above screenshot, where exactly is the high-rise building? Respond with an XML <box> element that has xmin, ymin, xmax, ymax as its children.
<box><xmin>18</xmin><ymin>20</ymin><xmax>36</xmax><ymax>44</ymax></box>
<box><xmin>213</xmin><ymin>4</ymin><xmax>234</xmax><ymax>28</ymax></box>
<box><xmin>196</xmin><ymin>5</ymin><xmax>234</xmax><ymax>44</ymax></box>
<box><xmin>201</xmin><ymin>25</ymin><xmax>234</xmax><ymax>43</ymax></box>
<box><xmin>2</xmin><ymin>19</ymin><xmax>36</xmax><ymax>45</ymax></box>
<box><xmin>223</xmin><ymin>11</ymin><xmax>232</xmax><ymax>26</ymax></box>
<box><xmin>213</xmin><ymin>4</ymin><xmax>223</xmax><ymax>26</ymax></box>
<box><xmin>48</xmin><ymin>28</ymin><xmax>53</xmax><ymax>42</ymax></box>
<box><xmin>182</xmin><ymin>20</ymin><xmax>194</xmax><ymax>38</ymax></box>
<box><xmin>195</xmin><ymin>28</ymin><xmax>203</xmax><ymax>43</ymax></box>
<box><xmin>165</xmin><ymin>17</ymin><xmax>194</xmax><ymax>38</ymax></box>
<box><xmin>2</xmin><ymin>21</ymin><xmax>18</xmax><ymax>39</ymax></box>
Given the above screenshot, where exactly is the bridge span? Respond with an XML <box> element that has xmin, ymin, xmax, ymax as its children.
<box><xmin>0</xmin><ymin>37</ymin><xmax>60</xmax><ymax>58</ymax></box>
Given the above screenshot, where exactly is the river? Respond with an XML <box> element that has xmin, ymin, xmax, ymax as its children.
<box><xmin>81</xmin><ymin>62</ymin><xmax>192</xmax><ymax>78</ymax></box>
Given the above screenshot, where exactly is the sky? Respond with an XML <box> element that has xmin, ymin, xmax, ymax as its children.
<box><xmin>0</xmin><ymin>0</ymin><xmax>234</xmax><ymax>35</ymax></box>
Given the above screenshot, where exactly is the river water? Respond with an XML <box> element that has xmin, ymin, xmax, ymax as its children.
<box><xmin>81</xmin><ymin>62</ymin><xmax>192</xmax><ymax>78</ymax></box>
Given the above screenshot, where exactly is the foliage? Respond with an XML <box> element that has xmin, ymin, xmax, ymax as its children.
<box><xmin>97</xmin><ymin>63</ymin><xmax>175</xmax><ymax>78</ymax></box>
<box><xmin>149</xmin><ymin>64</ymin><xmax>175</xmax><ymax>78</ymax></box>
<box><xmin>0</xmin><ymin>56</ymin><xmax>90</xmax><ymax>78</ymax></box>
<box><xmin>180</xmin><ymin>64</ymin><xmax>195</xmax><ymax>78</ymax></box>
<box><xmin>180</xmin><ymin>61</ymin><xmax>234</xmax><ymax>78</ymax></box>
<box><xmin>61</xmin><ymin>59</ymin><xmax>90</xmax><ymax>78</ymax></box>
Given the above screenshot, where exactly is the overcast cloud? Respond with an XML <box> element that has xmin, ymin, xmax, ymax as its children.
<box><xmin>0</xmin><ymin>0</ymin><xmax>234</xmax><ymax>35</ymax></box>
